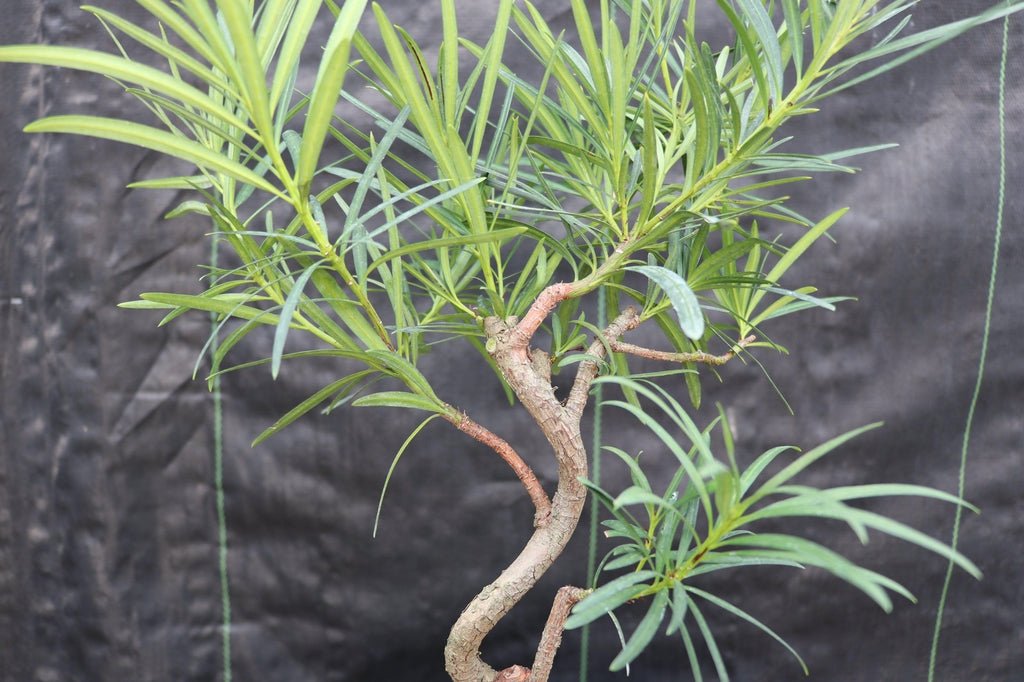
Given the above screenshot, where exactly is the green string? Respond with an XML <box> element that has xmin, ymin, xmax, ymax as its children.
<box><xmin>210</xmin><ymin>233</ymin><xmax>233</xmax><ymax>682</ymax></box>
<box><xmin>580</xmin><ymin>285</ymin><xmax>607</xmax><ymax>681</ymax></box>
<box><xmin>927</xmin><ymin>12</ymin><xmax>1010</xmax><ymax>680</ymax></box>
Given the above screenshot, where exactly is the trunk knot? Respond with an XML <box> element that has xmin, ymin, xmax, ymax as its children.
<box><xmin>495</xmin><ymin>665</ymin><xmax>531</xmax><ymax>681</ymax></box>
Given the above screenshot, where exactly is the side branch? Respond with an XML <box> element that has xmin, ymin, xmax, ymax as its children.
<box><xmin>446</xmin><ymin>411</ymin><xmax>552</xmax><ymax>526</ymax></box>
<box><xmin>565</xmin><ymin>308</ymin><xmax>642</xmax><ymax>418</ymax></box>
<box><xmin>566</xmin><ymin>327</ymin><xmax>755</xmax><ymax>418</ymax></box>
<box><xmin>611</xmin><ymin>334</ymin><xmax>756</xmax><ymax>366</ymax></box>
<box><xmin>507</xmin><ymin>282</ymin><xmax>575</xmax><ymax>351</ymax></box>
<box><xmin>530</xmin><ymin>585</ymin><xmax>589</xmax><ymax>680</ymax></box>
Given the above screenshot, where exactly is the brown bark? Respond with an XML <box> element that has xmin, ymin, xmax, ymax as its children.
<box><xmin>441</xmin><ymin>286</ymin><xmax>752</xmax><ymax>681</ymax></box>
<box><xmin>609</xmin><ymin>334</ymin><xmax>756</xmax><ymax>365</ymax></box>
<box><xmin>444</xmin><ymin>314</ymin><xmax>589</xmax><ymax>682</ymax></box>
<box><xmin>530</xmin><ymin>586</ymin><xmax>589</xmax><ymax>680</ymax></box>
<box><xmin>447</xmin><ymin>411</ymin><xmax>552</xmax><ymax>526</ymax></box>
<box><xmin>443</xmin><ymin>289</ymin><xmax>643</xmax><ymax>682</ymax></box>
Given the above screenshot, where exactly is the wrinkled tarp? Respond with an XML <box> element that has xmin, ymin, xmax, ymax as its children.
<box><xmin>1</xmin><ymin>1</ymin><xmax>1022</xmax><ymax>681</ymax></box>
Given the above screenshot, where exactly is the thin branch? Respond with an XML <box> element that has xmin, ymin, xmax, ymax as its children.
<box><xmin>565</xmin><ymin>308</ymin><xmax>642</xmax><ymax>418</ymax></box>
<box><xmin>566</xmin><ymin>326</ymin><xmax>756</xmax><ymax>418</ymax></box>
<box><xmin>507</xmin><ymin>282</ymin><xmax>575</xmax><ymax>352</ymax></box>
<box><xmin>610</xmin><ymin>334</ymin><xmax>757</xmax><ymax>365</ymax></box>
<box><xmin>446</xmin><ymin>410</ymin><xmax>553</xmax><ymax>527</ymax></box>
<box><xmin>530</xmin><ymin>585</ymin><xmax>590</xmax><ymax>681</ymax></box>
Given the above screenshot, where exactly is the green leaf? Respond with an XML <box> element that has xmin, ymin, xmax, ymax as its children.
<box><xmin>688</xmin><ymin>596</ymin><xmax>730</xmax><ymax>681</ymax></box>
<box><xmin>252</xmin><ymin>372</ymin><xmax>375</xmax><ymax>447</ymax></box>
<box><xmin>821</xmin><ymin>2</ymin><xmax>1024</xmax><ymax>100</ymax></box>
<box><xmin>25</xmin><ymin>116</ymin><xmax>282</xmax><ymax>197</ymax></box>
<box><xmin>749</xmin><ymin>423</ymin><xmax>882</xmax><ymax>501</ymax></box>
<box><xmin>297</xmin><ymin>0</ymin><xmax>368</xmax><ymax>194</ymax></box>
<box><xmin>128</xmin><ymin>174</ymin><xmax>213</xmax><ymax>190</ymax></box>
<box><xmin>819</xmin><ymin>484</ymin><xmax>978</xmax><ymax>512</ymax></box>
<box><xmin>0</xmin><ymin>45</ymin><xmax>251</xmax><ymax>132</ymax></box>
<box><xmin>469</xmin><ymin>0</ymin><xmax>514</xmax><ymax>162</ymax></box>
<box><xmin>609</xmin><ymin>592</ymin><xmax>668</xmax><ymax>671</ymax></box>
<box><xmin>628</xmin><ymin>265</ymin><xmax>705</xmax><ymax>340</ymax></box>
<box><xmin>365</xmin><ymin>350</ymin><xmax>439</xmax><ymax>399</ymax></box>
<box><xmin>719</xmin><ymin>533</ymin><xmax>903</xmax><ymax>611</ymax></box>
<box><xmin>269</xmin><ymin>0</ymin><xmax>322</xmax><ymax>111</ymax></box>
<box><xmin>350</xmin><ymin>106</ymin><xmax>411</xmax><ymax>222</ymax></box>
<box><xmin>271</xmin><ymin>262</ymin><xmax>322</xmax><ymax>379</ymax></box>
<box><xmin>781</xmin><ymin>0</ymin><xmax>803</xmax><ymax>76</ymax></box>
<box><xmin>686</xmin><ymin>585</ymin><xmax>808</xmax><ymax>674</ymax></box>
<box><xmin>373</xmin><ymin>414</ymin><xmax>441</xmax><ymax>537</ymax></box>
<box><xmin>352</xmin><ymin>391</ymin><xmax>447</xmax><ymax>413</ymax></box>
<box><xmin>733</xmin><ymin>0</ymin><xmax>784</xmax><ymax>103</ymax></box>
<box><xmin>217</xmin><ymin>0</ymin><xmax>276</xmax><ymax>149</ymax></box>
<box><xmin>128</xmin><ymin>292</ymin><xmax>282</xmax><ymax>325</ymax></box>
<box><xmin>565</xmin><ymin>570</ymin><xmax>658</xmax><ymax>629</ymax></box>
<box><xmin>366</xmin><ymin>226</ymin><xmax>523</xmax><ymax>276</ymax></box>
<box><xmin>82</xmin><ymin>6</ymin><xmax>232</xmax><ymax>92</ymax></box>
<box><xmin>740</xmin><ymin>445</ymin><xmax>799</xmax><ymax>495</ymax></box>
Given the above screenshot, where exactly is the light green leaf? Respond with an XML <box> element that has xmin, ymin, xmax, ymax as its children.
<box><xmin>352</xmin><ymin>391</ymin><xmax>447</xmax><ymax>413</ymax></box>
<box><xmin>0</xmin><ymin>45</ymin><xmax>251</xmax><ymax>132</ymax></box>
<box><xmin>82</xmin><ymin>6</ymin><xmax>232</xmax><ymax>93</ymax></box>
<box><xmin>272</xmin><ymin>262</ymin><xmax>322</xmax><ymax>379</ymax></box>
<box><xmin>686</xmin><ymin>586</ymin><xmax>808</xmax><ymax>674</ymax></box>
<box><xmin>373</xmin><ymin>414</ymin><xmax>441</xmax><ymax>537</ymax></box>
<box><xmin>25</xmin><ymin>116</ymin><xmax>282</xmax><ymax>197</ymax></box>
<box><xmin>609</xmin><ymin>592</ymin><xmax>668</xmax><ymax>671</ymax></box>
<box><xmin>128</xmin><ymin>292</ymin><xmax>282</xmax><ymax>325</ymax></box>
<box><xmin>252</xmin><ymin>371</ymin><xmax>375</xmax><ymax>447</ymax></box>
<box><xmin>364</xmin><ymin>350</ymin><xmax>439</xmax><ymax>399</ymax></box>
<box><xmin>565</xmin><ymin>570</ymin><xmax>658</xmax><ymax>630</ymax></box>
<box><xmin>733</xmin><ymin>0</ymin><xmax>784</xmax><ymax>102</ymax></box>
<box><xmin>366</xmin><ymin>226</ymin><xmax>523</xmax><ymax>276</ymax></box>
<box><xmin>269</xmin><ymin>0</ymin><xmax>321</xmax><ymax>110</ymax></box>
<box><xmin>297</xmin><ymin>0</ymin><xmax>368</xmax><ymax>194</ymax></box>
<box><xmin>128</xmin><ymin>174</ymin><xmax>213</xmax><ymax>190</ymax></box>
<box><xmin>750</xmin><ymin>423</ymin><xmax>882</xmax><ymax>501</ymax></box>
<box><xmin>628</xmin><ymin>265</ymin><xmax>705</xmax><ymax>340</ymax></box>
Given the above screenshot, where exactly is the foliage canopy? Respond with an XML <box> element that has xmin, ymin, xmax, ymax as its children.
<box><xmin>2</xmin><ymin>0</ymin><xmax>1018</xmax><ymax>678</ymax></box>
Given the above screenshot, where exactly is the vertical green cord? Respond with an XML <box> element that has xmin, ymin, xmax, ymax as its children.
<box><xmin>210</xmin><ymin>235</ymin><xmax>233</xmax><ymax>682</ymax></box>
<box><xmin>927</xmin><ymin>12</ymin><xmax>1009</xmax><ymax>680</ymax></box>
<box><xmin>580</xmin><ymin>286</ymin><xmax>607</xmax><ymax>681</ymax></box>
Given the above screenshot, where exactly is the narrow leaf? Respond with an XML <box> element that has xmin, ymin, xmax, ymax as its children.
<box><xmin>373</xmin><ymin>414</ymin><xmax>441</xmax><ymax>537</ymax></box>
<box><xmin>628</xmin><ymin>265</ymin><xmax>705</xmax><ymax>340</ymax></box>
<box><xmin>271</xmin><ymin>262</ymin><xmax>322</xmax><ymax>379</ymax></box>
<box><xmin>26</xmin><ymin>116</ymin><xmax>281</xmax><ymax>197</ymax></box>
<box><xmin>297</xmin><ymin>0</ymin><xmax>369</xmax><ymax>194</ymax></box>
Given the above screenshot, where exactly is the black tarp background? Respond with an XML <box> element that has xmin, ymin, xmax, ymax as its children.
<box><xmin>1</xmin><ymin>1</ymin><xmax>1022</xmax><ymax>681</ymax></box>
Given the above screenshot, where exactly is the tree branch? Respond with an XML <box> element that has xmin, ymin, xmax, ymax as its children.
<box><xmin>507</xmin><ymin>283</ymin><xmax>575</xmax><ymax>353</ymax></box>
<box><xmin>446</xmin><ymin>410</ymin><xmax>552</xmax><ymax>527</ymax></box>
<box><xmin>530</xmin><ymin>585</ymin><xmax>589</xmax><ymax>680</ymax></box>
<box><xmin>566</xmin><ymin>324</ymin><xmax>756</xmax><ymax>418</ymax></box>
<box><xmin>610</xmin><ymin>334</ymin><xmax>756</xmax><ymax>365</ymax></box>
<box><xmin>565</xmin><ymin>308</ymin><xmax>642</xmax><ymax>418</ymax></box>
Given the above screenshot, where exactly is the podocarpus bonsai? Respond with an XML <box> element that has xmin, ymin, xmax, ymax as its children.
<box><xmin>3</xmin><ymin>1</ymin><xmax>1019</xmax><ymax>679</ymax></box>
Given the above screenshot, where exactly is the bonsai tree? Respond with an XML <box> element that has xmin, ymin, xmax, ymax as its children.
<box><xmin>2</xmin><ymin>0</ymin><xmax>1018</xmax><ymax>679</ymax></box>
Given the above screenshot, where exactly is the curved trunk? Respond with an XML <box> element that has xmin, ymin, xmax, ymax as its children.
<box><xmin>444</xmin><ymin>317</ymin><xmax>588</xmax><ymax>682</ymax></box>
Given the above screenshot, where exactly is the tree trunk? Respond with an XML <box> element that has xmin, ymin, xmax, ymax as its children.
<box><xmin>444</xmin><ymin>316</ymin><xmax>588</xmax><ymax>682</ymax></box>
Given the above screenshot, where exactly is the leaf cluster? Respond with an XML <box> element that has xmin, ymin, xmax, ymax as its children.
<box><xmin>3</xmin><ymin>0</ymin><xmax>1018</xmax><ymax>422</ymax></box>
<box><xmin>571</xmin><ymin>376</ymin><xmax>978</xmax><ymax>676</ymax></box>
